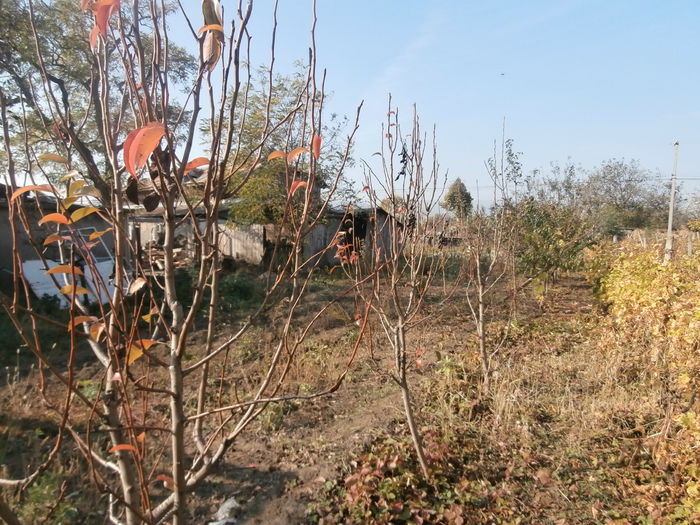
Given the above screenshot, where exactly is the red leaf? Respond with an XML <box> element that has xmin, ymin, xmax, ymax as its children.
<box><xmin>287</xmin><ymin>147</ymin><xmax>308</xmax><ymax>163</ymax></box>
<box><xmin>89</xmin><ymin>25</ymin><xmax>100</xmax><ymax>49</ymax></box>
<box><xmin>92</xmin><ymin>0</ymin><xmax>120</xmax><ymax>38</ymax></box>
<box><xmin>123</xmin><ymin>122</ymin><xmax>165</xmax><ymax>178</ymax></box>
<box><xmin>311</xmin><ymin>135</ymin><xmax>322</xmax><ymax>160</ymax></box>
<box><xmin>109</xmin><ymin>444</ymin><xmax>137</xmax><ymax>453</ymax></box>
<box><xmin>38</xmin><ymin>213</ymin><xmax>70</xmax><ymax>225</ymax></box>
<box><xmin>11</xmin><ymin>184</ymin><xmax>53</xmax><ymax>201</ymax></box>
<box><xmin>184</xmin><ymin>157</ymin><xmax>209</xmax><ymax>174</ymax></box>
<box><xmin>43</xmin><ymin>234</ymin><xmax>69</xmax><ymax>245</ymax></box>
<box><xmin>289</xmin><ymin>180</ymin><xmax>307</xmax><ymax>196</ymax></box>
<box><xmin>362</xmin><ymin>186</ymin><xmax>370</xmax><ymax>192</ymax></box>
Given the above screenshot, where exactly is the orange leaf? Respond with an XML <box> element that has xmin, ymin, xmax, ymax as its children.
<box><xmin>184</xmin><ymin>157</ymin><xmax>209</xmax><ymax>174</ymax></box>
<box><xmin>289</xmin><ymin>180</ymin><xmax>307</xmax><ymax>196</ymax></box>
<box><xmin>287</xmin><ymin>147</ymin><xmax>308</xmax><ymax>163</ymax></box>
<box><xmin>68</xmin><ymin>316</ymin><xmax>98</xmax><ymax>331</ymax></box>
<box><xmin>136</xmin><ymin>432</ymin><xmax>146</xmax><ymax>443</ymax></box>
<box><xmin>134</xmin><ymin>339</ymin><xmax>158</xmax><ymax>350</ymax></box>
<box><xmin>311</xmin><ymin>135</ymin><xmax>322</xmax><ymax>160</ymax></box>
<box><xmin>70</xmin><ymin>206</ymin><xmax>99</xmax><ymax>223</ymax></box>
<box><xmin>267</xmin><ymin>150</ymin><xmax>286</xmax><ymax>161</ymax></box>
<box><xmin>38</xmin><ymin>213</ymin><xmax>70</xmax><ymax>225</ymax></box>
<box><xmin>109</xmin><ymin>444</ymin><xmax>137</xmax><ymax>453</ymax></box>
<box><xmin>46</xmin><ymin>265</ymin><xmax>84</xmax><ymax>276</ymax></box>
<box><xmin>128</xmin><ymin>277</ymin><xmax>147</xmax><ymax>295</ymax></box>
<box><xmin>60</xmin><ymin>285</ymin><xmax>91</xmax><ymax>296</ymax></box>
<box><xmin>198</xmin><ymin>24</ymin><xmax>224</xmax><ymax>34</ymax></box>
<box><xmin>89</xmin><ymin>228</ymin><xmax>112</xmax><ymax>240</ymax></box>
<box><xmin>89</xmin><ymin>25</ymin><xmax>100</xmax><ymax>49</ymax></box>
<box><xmin>11</xmin><ymin>185</ymin><xmax>53</xmax><ymax>201</ymax></box>
<box><xmin>124</xmin><ymin>122</ymin><xmax>165</xmax><ymax>178</ymax></box>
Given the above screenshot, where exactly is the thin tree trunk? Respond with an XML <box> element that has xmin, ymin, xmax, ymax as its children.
<box><xmin>396</xmin><ymin>326</ymin><xmax>429</xmax><ymax>478</ymax></box>
<box><xmin>163</xmin><ymin>204</ymin><xmax>186</xmax><ymax>524</ymax></box>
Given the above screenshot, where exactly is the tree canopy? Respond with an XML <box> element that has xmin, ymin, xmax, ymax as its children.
<box><xmin>226</xmin><ymin>67</ymin><xmax>354</xmax><ymax>224</ymax></box>
<box><xmin>442</xmin><ymin>178</ymin><xmax>473</xmax><ymax>219</ymax></box>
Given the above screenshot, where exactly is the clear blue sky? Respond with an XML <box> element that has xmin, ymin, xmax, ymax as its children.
<box><xmin>174</xmin><ymin>1</ymin><xmax>700</xmax><ymax>202</ymax></box>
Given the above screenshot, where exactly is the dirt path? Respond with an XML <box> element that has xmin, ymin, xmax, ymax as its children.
<box><xmin>206</xmin><ymin>276</ymin><xmax>672</xmax><ymax>524</ymax></box>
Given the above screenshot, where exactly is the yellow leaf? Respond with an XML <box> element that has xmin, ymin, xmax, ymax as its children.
<box><xmin>141</xmin><ymin>307</ymin><xmax>158</xmax><ymax>323</ymax></box>
<box><xmin>59</xmin><ymin>170</ymin><xmax>81</xmax><ymax>182</ymax></box>
<box><xmin>89</xmin><ymin>228</ymin><xmax>112</xmax><ymax>240</ymax></box>
<box><xmin>60</xmin><ymin>197</ymin><xmax>79</xmax><ymax>211</ymax></box>
<box><xmin>46</xmin><ymin>265</ymin><xmax>84</xmax><ymax>275</ymax></box>
<box><xmin>127</xmin><ymin>345</ymin><xmax>143</xmax><ymax>365</ymax></box>
<box><xmin>59</xmin><ymin>284</ymin><xmax>91</xmax><ymax>295</ymax></box>
<box><xmin>70</xmin><ymin>206</ymin><xmax>99</xmax><ymax>223</ymax></box>
<box><xmin>38</xmin><ymin>153</ymin><xmax>69</xmax><ymax>163</ymax></box>
<box><xmin>68</xmin><ymin>179</ymin><xmax>87</xmax><ymax>196</ymax></box>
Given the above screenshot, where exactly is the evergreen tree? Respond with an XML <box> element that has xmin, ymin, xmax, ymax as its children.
<box><xmin>442</xmin><ymin>178</ymin><xmax>473</xmax><ymax>219</ymax></box>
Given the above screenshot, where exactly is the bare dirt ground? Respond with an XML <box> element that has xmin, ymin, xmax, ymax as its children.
<box><xmin>0</xmin><ymin>275</ymin><xmax>678</xmax><ymax>523</ymax></box>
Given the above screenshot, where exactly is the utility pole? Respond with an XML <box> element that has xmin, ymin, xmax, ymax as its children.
<box><xmin>663</xmin><ymin>141</ymin><xmax>680</xmax><ymax>263</ymax></box>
